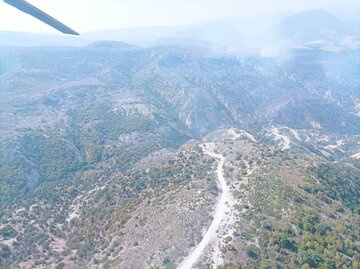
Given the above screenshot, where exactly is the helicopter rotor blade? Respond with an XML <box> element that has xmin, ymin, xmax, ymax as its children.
<box><xmin>3</xmin><ymin>0</ymin><xmax>79</xmax><ymax>35</ymax></box>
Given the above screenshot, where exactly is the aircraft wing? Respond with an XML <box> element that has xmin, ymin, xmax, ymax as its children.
<box><xmin>3</xmin><ymin>0</ymin><xmax>79</xmax><ymax>35</ymax></box>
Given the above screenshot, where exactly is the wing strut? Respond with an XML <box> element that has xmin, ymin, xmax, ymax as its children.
<box><xmin>3</xmin><ymin>0</ymin><xmax>79</xmax><ymax>35</ymax></box>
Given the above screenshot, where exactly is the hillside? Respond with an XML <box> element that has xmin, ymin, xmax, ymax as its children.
<box><xmin>0</xmin><ymin>33</ymin><xmax>359</xmax><ymax>269</ymax></box>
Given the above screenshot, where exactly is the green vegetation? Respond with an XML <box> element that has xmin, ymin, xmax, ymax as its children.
<box><xmin>0</xmin><ymin>132</ymin><xmax>84</xmax><ymax>207</ymax></box>
<box><xmin>20</xmin><ymin>132</ymin><xmax>83</xmax><ymax>182</ymax></box>
<box><xmin>0</xmin><ymin>225</ymin><xmax>16</xmax><ymax>239</ymax></box>
<box><xmin>219</xmin><ymin>146</ymin><xmax>360</xmax><ymax>269</ymax></box>
<box><xmin>308</xmin><ymin>163</ymin><xmax>360</xmax><ymax>213</ymax></box>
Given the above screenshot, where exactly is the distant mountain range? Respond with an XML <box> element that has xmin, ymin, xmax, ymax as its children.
<box><xmin>280</xmin><ymin>9</ymin><xmax>360</xmax><ymax>44</ymax></box>
<box><xmin>1</xmin><ymin>9</ymin><xmax>359</xmax><ymax>54</ymax></box>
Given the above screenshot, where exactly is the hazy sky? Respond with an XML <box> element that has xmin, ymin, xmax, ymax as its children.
<box><xmin>0</xmin><ymin>0</ymin><xmax>359</xmax><ymax>33</ymax></box>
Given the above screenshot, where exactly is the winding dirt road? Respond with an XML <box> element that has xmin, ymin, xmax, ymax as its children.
<box><xmin>178</xmin><ymin>144</ymin><xmax>229</xmax><ymax>269</ymax></box>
